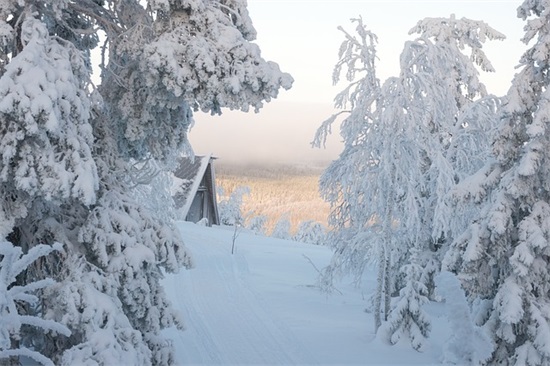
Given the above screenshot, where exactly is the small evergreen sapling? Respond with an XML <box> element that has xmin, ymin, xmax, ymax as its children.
<box><xmin>386</xmin><ymin>252</ymin><xmax>431</xmax><ymax>351</ymax></box>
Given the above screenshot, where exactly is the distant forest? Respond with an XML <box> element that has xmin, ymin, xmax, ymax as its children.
<box><xmin>215</xmin><ymin>162</ymin><xmax>330</xmax><ymax>234</ymax></box>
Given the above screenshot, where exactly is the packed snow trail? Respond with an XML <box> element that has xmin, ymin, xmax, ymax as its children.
<box><xmin>163</xmin><ymin>224</ymin><xmax>316</xmax><ymax>364</ymax></box>
<box><xmin>162</xmin><ymin>222</ymin><xmax>445</xmax><ymax>365</ymax></box>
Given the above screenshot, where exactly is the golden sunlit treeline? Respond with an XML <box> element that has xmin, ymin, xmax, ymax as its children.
<box><xmin>215</xmin><ymin>162</ymin><xmax>330</xmax><ymax>235</ymax></box>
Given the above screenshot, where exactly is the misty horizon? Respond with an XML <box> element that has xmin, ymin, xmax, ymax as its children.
<box><xmin>190</xmin><ymin>100</ymin><xmax>343</xmax><ymax>166</ymax></box>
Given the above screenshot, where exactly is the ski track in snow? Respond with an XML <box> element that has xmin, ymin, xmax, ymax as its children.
<box><xmin>164</xmin><ymin>226</ymin><xmax>316</xmax><ymax>365</ymax></box>
<box><xmin>163</xmin><ymin>223</ymin><xmax>445</xmax><ymax>365</ymax></box>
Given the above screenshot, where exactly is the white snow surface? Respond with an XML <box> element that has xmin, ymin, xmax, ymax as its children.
<box><xmin>163</xmin><ymin>222</ymin><xmax>451</xmax><ymax>365</ymax></box>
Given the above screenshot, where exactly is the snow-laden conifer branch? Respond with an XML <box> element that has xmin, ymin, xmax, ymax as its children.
<box><xmin>0</xmin><ymin>241</ymin><xmax>70</xmax><ymax>366</ymax></box>
<box><xmin>0</xmin><ymin>348</ymin><xmax>55</xmax><ymax>366</ymax></box>
<box><xmin>409</xmin><ymin>14</ymin><xmax>505</xmax><ymax>72</ymax></box>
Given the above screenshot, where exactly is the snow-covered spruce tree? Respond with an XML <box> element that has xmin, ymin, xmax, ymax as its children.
<box><xmin>313</xmin><ymin>16</ymin><xmax>502</xmax><ymax>347</ymax></box>
<box><xmin>0</xmin><ymin>1</ymin><xmax>291</xmax><ymax>364</ymax></box>
<box><xmin>444</xmin><ymin>1</ymin><xmax>550</xmax><ymax>364</ymax></box>
<box><xmin>0</xmin><ymin>242</ymin><xmax>70</xmax><ymax>366</ymax></box>
<box><xmin>0</xmin><ymin>7</ymin><xmax>102</xmax><ymax>363</ymax></box>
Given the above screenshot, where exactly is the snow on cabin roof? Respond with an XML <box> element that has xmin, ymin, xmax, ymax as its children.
<box><xmin>173</xmin><ymin>154</ymin><xmax>215</xmax><ymax>218</ymax></box>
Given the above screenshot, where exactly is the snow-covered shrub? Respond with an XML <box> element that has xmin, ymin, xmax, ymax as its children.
<box><xmin>293</xmin><ymin>220</ymin><xmax>326</xmax><ymax>245</ymax></box>
<box><xmin>246</xmin><ymin>214</ymin><xmax>268</xmax><ymax>236</ymax></box>
<box><xmin>271</xmin><ymin>215</ymin><xmax>291</xmax><ymax>240</ymax></box>
<box><xmin>196</xmin><ymin>218</ymin><xmax>210</xmax><ymax>226</ymax></box>
<box><xmin>218</xmin><ymin>186</ymin><xmax>250</xmax><ymax>226</ymax></box>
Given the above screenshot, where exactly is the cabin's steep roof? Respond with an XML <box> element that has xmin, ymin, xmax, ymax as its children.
<box><xmin>172</xmin><ymin>154</ymin><xmax>216</xmax><ymax>221</ymax></box>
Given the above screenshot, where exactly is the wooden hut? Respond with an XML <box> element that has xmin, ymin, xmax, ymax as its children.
<box><xmin>172</xmin><ymin>154</ymin><xmax>220</xmax><ymax>226</ymax></box>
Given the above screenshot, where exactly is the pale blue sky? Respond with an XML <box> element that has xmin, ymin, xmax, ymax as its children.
<box><xmin>191</xmin><ymin>1</ymin><xmax>527</xmax><ymax>165</ymax></box>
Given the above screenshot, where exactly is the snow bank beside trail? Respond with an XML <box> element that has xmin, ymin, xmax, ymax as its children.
<box><xmin>162</xmin><ymin>222</ymin><xmax>445</xmax><ymax>365</ymax></box>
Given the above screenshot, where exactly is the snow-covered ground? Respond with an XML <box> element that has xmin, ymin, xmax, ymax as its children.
<box><xmin>163</xmin><ymin>222</ymin><xmax>450</xmax><ymax>365</ymax></box>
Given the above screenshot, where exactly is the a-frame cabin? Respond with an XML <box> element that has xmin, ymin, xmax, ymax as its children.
<box><xmin>172</xmin><ymin>154</ymin><xmax>220</xmax><ymax>226</ymax></box>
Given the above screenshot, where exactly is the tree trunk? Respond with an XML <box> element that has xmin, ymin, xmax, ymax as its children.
<box><xmin>374</xmin><ymin>245</ymin><xmax>385</xmax><ymax>333</ymax></box>
<box><xmin>384</xmin><ymin>250</ymin><xmax>391</xmax><ymax>321</ymax></box>
<box><xmin>382</xmin><ymin>182</ymin><xmax>394</xmax><ymax>323</ymax></box>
